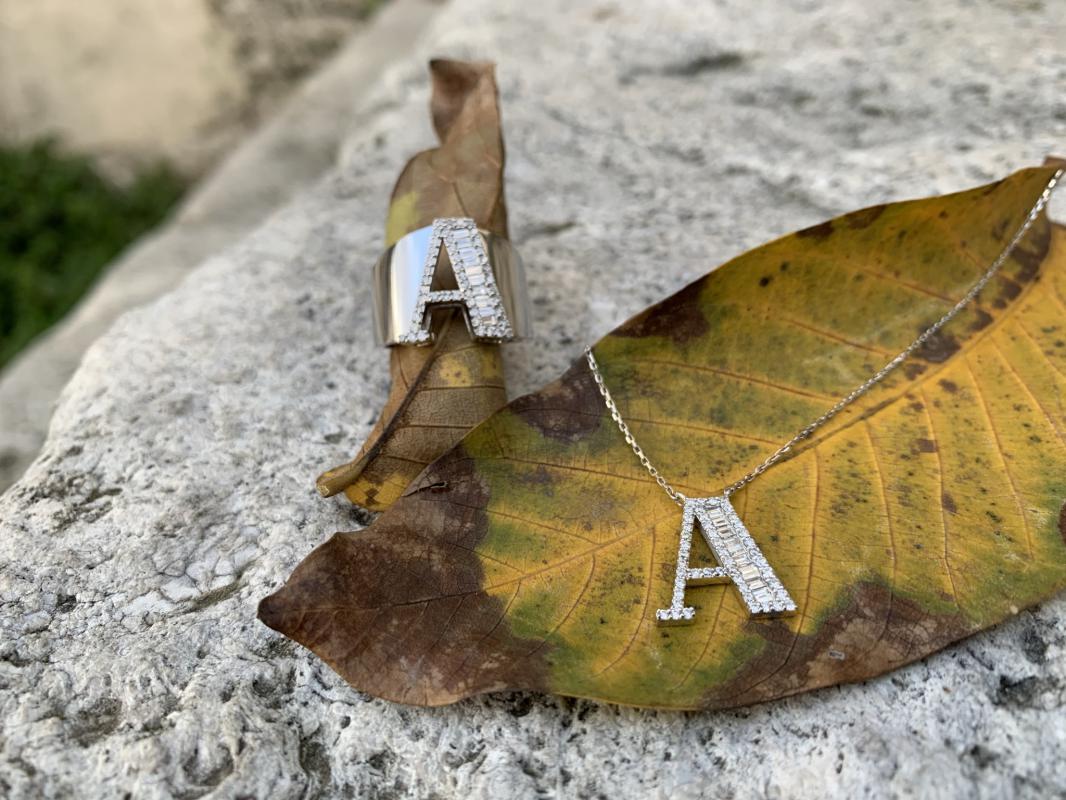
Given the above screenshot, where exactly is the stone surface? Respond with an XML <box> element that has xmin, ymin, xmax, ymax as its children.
<box><xmin>0</xmin><ymin>0</ymin><xmax>240</xmax><ymax>179</ymax></box>
<box><xmin>0</xmin><ymin>0</ymin><xmax>381</xmax><ymax>179</ymax></box>
<box><xmin>3</xmin><ymin>0</ymin><xmax>1066</xmax><ymax>797</ymax></box>
<box><xmin>0</xmin><ymin>0</ymin><xmax>439</xmax><ymax>495</ymax></box>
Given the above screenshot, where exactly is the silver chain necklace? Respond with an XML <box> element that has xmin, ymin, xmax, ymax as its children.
<box><xmin>586</xmin><ymin>169</ymin><xmax>1063</xmax><ymax>625</ymax></box>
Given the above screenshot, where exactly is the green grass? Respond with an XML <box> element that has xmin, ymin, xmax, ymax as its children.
<box><xmin>0</xmin><ymin>141</ymin><xmax>185</xmax><ymax>369</ymax></box>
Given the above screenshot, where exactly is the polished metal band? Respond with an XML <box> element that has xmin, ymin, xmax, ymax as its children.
<box><xmin>372</xmin><ymin>218</ymin><xmax>531</xmax><ymax>346</ymax></box>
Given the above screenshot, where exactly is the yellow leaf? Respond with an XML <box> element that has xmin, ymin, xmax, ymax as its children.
<box><xmin>265</xmin><ymin>165</ymin><xmax>1066</xmax><ymax>709</ymax></box>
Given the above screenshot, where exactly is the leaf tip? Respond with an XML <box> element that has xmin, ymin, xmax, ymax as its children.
<box><xmin>256</xmin><ymin>590</ymin><xmax>287</xmax><ymax>633</ymax></box>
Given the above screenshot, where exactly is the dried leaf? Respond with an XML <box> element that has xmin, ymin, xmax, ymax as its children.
<box><xmin>317</xmin><ymin>60</ymin><xmax>510</xmax><ymax>510</ymax></box>
<box><xmin>266</xmin><ymin>165</ymin><xmax>1066</xmax><ymax>709</ymax></box>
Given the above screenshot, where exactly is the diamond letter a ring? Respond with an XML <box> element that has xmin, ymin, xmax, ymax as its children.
<box><xmin>371</xmin><ymin>218</ymin><xmax>531</xmax><ymax>346</ymax></box>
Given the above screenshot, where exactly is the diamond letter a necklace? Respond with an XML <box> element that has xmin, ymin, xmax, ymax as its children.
<box><xmin>585</xmin><ymin>169</ymin><xmax>1062</xmax><ymax>625</ymax></box>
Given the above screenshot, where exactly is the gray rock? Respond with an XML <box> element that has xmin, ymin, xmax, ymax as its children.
<box><xmin>2</xmin><ymin>0</ymin><xmax>1066</xmax><ymax>797</ymax></box>
<box><xmin>0</xmin><ymin>0</ymin><xmax>440</xmax><ymax>495</ymax></box>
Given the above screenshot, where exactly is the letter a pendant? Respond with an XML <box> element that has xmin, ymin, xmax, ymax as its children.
<box><xmin>656</xmin><ymin>496</ymin><xmax>796</xmax><ymax>624</ymax></box>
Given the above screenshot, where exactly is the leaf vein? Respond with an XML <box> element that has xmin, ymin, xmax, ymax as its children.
<box><xmin>963</xmin><ymin>356</ymin><xmax>1035</xmax><ymax>560</ymax></box>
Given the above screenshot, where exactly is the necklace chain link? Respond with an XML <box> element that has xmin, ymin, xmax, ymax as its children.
<box><xmin>587</xmin><ymin>169</ymin><xmax>1063</xmax><ymax>504</ymax></box>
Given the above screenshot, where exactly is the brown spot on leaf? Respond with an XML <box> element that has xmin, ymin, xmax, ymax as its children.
<box><xmin>1009</xmin><ymin>216</ymin><xmax>1051</xmax><ymax>283</ymax></box>
<box><xmin>969</xmin><ymin>308</ymin><xmax>994</xmax><ymax>332</ymax></box>
<box><xmin>796</xmin><ymin>220</ymin><xmax>834</xmax><ymax>240</ymax></box>
<box><xmin>521</xmin><ymin>465</ymin><xmax>556</xmax><ymax>488</ymax></box>
<box><xmin>259</xmin><ymin>453</ymin><xmax>549</xmax><ymax>707</ymax></box>
<box><xmin>942</xmin><ymin>492</ymin><xmax>957</xmax><ymax>514</ymax></box>
<box><xmin>614</xmin><ymin>279</ymin><xmax>709</xmax><ymax>345</ymax></box>
<box><xmin>1059</xmin><ymin>501</ymin><xmax>1066</xmax><ymax>546</ymax></box>
<box><xmin>903</xmin><ymin>362</ymin><xmax>927</xmax><ymax>380</ymax></box>
<box><xmin>917</xmin><ymin>330</ymin><xmax>960</xmax><ymax>364</ymax></box>
<box><xmin>939</xmin><ymin>379</ymin><xmax>958</xmax><ymax>394</ymax></box>
<box><xmin>845</xmin><ymin>204</ymin><xmax>886</xmax><ymax>230</ymax></box>
<box><xmin>980</xmin><ymin>178</ymin><xmax>1006</xmax><ymax>196</ymax></box>
<box><xmin>994</xmin><ymin>276</ymin><xmax>1023</xmax><ymax>309</ymax></box>
<box><xmin>991</xmin><ymin>217</ymin><xmax>1010</xmax><ymax>242</ymax></box>
<box><xmin>705</xmin><ymin>583</ymin><xmax>970</xmax><ymax>709</ymax></box>
<box><xmin>511</xmin><ymin>360</ymin><xmax>604</xmax><ymax>442</ymax></box>
<box><xmin>914</xmin><ymin>438</ymin><xmax>937</xmax><ymax>453</ymax></box>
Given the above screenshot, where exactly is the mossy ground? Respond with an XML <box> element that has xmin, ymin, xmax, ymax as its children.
<box><xmin>0</xmin><ymin>140</ymin><xmax>185</xmax><ymax>368</ymax></box>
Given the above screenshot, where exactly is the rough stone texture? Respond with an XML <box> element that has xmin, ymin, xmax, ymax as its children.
<box><xmin>0</xmin><ymin>0</ymin><xmax>379</xmax><ymax>179</ymax></box>
<box><xmin>0</xmin><ymin>0</ymin><xmax>439</xmax><ymax>495</ymax></box>
<box><xmin>2</xmin><ymin>1</ymin><xmax>1066</xmax><ymax>797</ymax></box>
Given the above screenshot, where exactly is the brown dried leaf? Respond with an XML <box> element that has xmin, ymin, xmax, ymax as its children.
<box><xmin>317</xmin><ymin>60</ymin><xmax>510</xmax><ymax>510</ymax></box>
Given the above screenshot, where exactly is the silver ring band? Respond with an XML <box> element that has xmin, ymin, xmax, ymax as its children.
<box><xmin>372</xmin><ymin>217</ymin><xmax>530</xmax><ymax>346</ymax></box>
